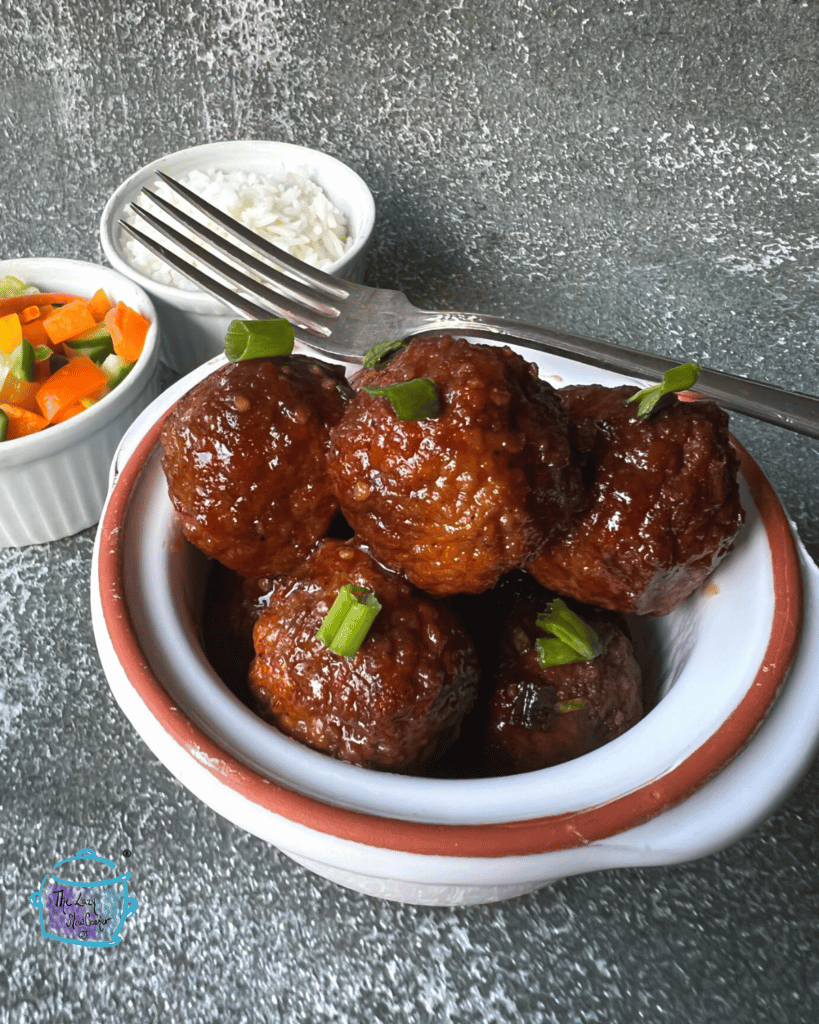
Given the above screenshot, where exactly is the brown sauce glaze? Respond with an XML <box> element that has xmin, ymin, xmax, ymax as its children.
<box><xmin>529</xmin><ymin>385</ymin><xmax>745</xmax><ymax>616</ymax></box>
<box><xmin>246</xmin><ymin>539</ymin><xmax>480</xmax><ymax>772</ymax></box>
<box><xmin>161</xmin><ymin>355</ymin><xmax>352</xmax><ymax>578</ymax></box>
<box><xmin>180</xmin><ymin>339</ymin><xmax>745</xmax><ymax>778</ymax></box>
<box><xmin>201</xmin><ymin>563</ymin><xmax>650</xmax><ymax>779</ymax></box>
<box><xmin>328</xmin><ymin>336</ymin><xmax>587</xmax><ymax>597</ymax></box>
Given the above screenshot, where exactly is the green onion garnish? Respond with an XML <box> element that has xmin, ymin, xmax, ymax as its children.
<box><xmin>100</xmin><ymin>353</ymin><xmax>134</xmax><ymax>391</ymax></box>
<box><xmin>362</xmin><ymin>338</ymin><xmax>408</xmax><ymax>370</ymax></box>
<box><xmin>535</xmin><ymin>638</ymin><xmax>595</xmax><ymax>667</ymax></box>
<box><xmin>224</xmin><ymin>319</ymin><xmax>295</xmax><ymax>362</ymax></box>
<box><xmin>10</xmin><ymin>339</ymin><xmax>35</xmax><ymax>383</ymax></box>
<box><xmin>0</xmin><ymin>275</ymin><xmax>29</xmax><ymax>298</ymax></box>
<box><xmin>363</xmin><ymin>377</ymin><xmax>441</xmax><ymax>421</ymax></box>
<box><xmin>67</xmin><ymin>338</ymin><xmax>114</xmax><ymax>363</ymax></box>
<box><xmin>626</xmin><ymin>361</ymin><xmax>701</xmax><ymax>420</ymax></box>
<box><xmin>535</xmin><ymin>599</ymin><xmax>606</xmax><ymax>668</ymax></box>
<box><xmin>315</xmin><ymin>583</ymin><xmax>382</xmax><ymax>657</ymax></box>
<box><xmin>553</xmin><ymin>698</ymin><xmax>589</xmax><ymax>714</ymax></box>
<box><xmin>0</xmin><ymin>409</ymin><xmax>8</xmax><ymax>442</ymax></box>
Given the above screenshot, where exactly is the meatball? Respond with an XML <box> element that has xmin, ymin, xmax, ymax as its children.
<box><xmin>327</xmin><ymin>336</ymin><xmax>586</xmax><ymax>596</ymax></box>
<box><xmin>529</xmin><ymin>385</ymin><xmax>744</xmax><ymax>616</ymax></box>
<box><xmin>248</xmin><ymin>539</ymin><xmax>480</xmax><ymax>772</ymax></box>
<box><xmin>482</xmin><ymin>576</ymin><xmax>643</xmax><ymax>774</ymax></box>
<box><xmin>161</xmin><ymin>356</ymin><xmax>352</xmax><ymax>578</ymax></box>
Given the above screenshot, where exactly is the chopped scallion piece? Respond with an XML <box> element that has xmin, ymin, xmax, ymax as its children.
<box><xmin>316</xmin><ymin>583</ymin><xmax>382</xmax><ymax>657</ymax></box>
<box><xmin>0</xmin><ymin>408</ymin><xmax>7</xmax><ymax>442</ymax></box>
<box><xmin>69</xmin><ymin>338</ymin><xmax>114</xmax><ymax>363</ymax></box>
<box><xmin>553</xmin><ymin>697</ymin><xmax>589</xmax><ymax>714</ymax></box>
<box><xmin>362</xmin><ymin>338</ymin><xmax>407</xmax><ymax>370</ymax></box>
<box><xmin>10</xmin><ymin>339</ymin><xmax>35</xmax><ymax>382</ymax></box>
<box><xmin>100</xmin><ymin>353</ymin><xmax>134</xmax><ymax>391</ymax></box>
<box><xmin>70</xmin><ymin>321</ymin><xmax>112</xmax><ymax>344</ymax></box>
<box><xmin>535</xmin><ymin>599</ymin><xmax>606</xmax><ymax>667</ymax></box>
<box><xmin>626</xmin><ymin>361</ymin><xmax>701</xmax><ymax>420</ymax></box>
<box><xmin>224</xmin><ymin>319</ymin><xmax>295</xmax><ymax>362</ymax></box>
<box><xmin>0</xmin><ymin>275</ymin><xmax>29</xmax><ymax>298</ymax></box>
<box><xmin>363</xmin><ymin>377</ymin><xmax>441</xmax><ymax>421</ymax></box>
<box><xmin>536</xmin><ymin>637</ymin><xmax>592</xmax><ymax>667</ymax></box>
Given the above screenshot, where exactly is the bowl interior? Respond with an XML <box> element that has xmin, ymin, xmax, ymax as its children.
<box><xmin>100</xmin><ymin>140</ymin><xmax>375</xmax><ymax>311</ymax></box>
<box><xmin>96</xmin><ymin>341</ymin><xmax>802</xmax><ymax>839</ymax></box>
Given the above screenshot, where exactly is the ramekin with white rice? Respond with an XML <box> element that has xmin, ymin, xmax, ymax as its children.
<box><xmin>121</xmin><ymin>168</ymin><xmax>353</xmax><ymax>288</ymax></box>
<box><xmin>100</xmin><ymin>140</ymin><xmax>375</xmax><ymax>374</ymax></box>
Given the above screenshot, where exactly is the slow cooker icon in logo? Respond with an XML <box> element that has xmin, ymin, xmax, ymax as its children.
<box><xmin>29</xmin><ymin>848</ymin><xmax>139</xmax><ymax>947</ymax></box>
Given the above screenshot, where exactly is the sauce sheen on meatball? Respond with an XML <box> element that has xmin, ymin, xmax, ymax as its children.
<box><xmin>248</xmin><ymin>539</ymin><xmax>480</xmax><ymax>772</ymax></box>
<box><xmin>529</xmin><ymin>384</ymin><xmax>744</xmax><ymax>616</ymax></box>
<box><xmin>328</xmin><ymin>336</ymin><xmax>586</xmax><ymax>596</ymax></box>
<box><xmin>161</xmin><ymin>355</ymin><xmax>352</xmax><ymax>578</ymax></box>
<box><xmin>483</xmin><ymin>585</ymin><xmax>643</xmax><ymax>775</ymax></box>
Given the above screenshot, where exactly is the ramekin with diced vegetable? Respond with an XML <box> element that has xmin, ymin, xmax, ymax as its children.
<box><xmin>0</xmin><ymin>257</ymin><xmax>159</xmax><ymax>546</ymax></box>
<box><xmin>100</xmin><ymin>140</ymin><xmax>375</xmax><ymax>375</ymax></box>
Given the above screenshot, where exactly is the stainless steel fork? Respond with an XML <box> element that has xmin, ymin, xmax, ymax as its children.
<box><xmin>121</xmin><ymin>172</ymin><xmax>819</xmax><ymax>440</ymax></box>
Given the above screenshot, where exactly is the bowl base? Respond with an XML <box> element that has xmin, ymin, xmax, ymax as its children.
<box><xmin>282</xmin><ymin>850</ymin><xmax>549</xmax><ymax>906</ymax></box>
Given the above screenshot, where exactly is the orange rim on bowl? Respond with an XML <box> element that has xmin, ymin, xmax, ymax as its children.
<box><xmin>97</xmin><ymin>418</ymin><xmax>803</xmax><ymax>859</ymax></box>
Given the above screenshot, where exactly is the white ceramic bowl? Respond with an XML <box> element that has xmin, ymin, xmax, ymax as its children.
<box><xmin>100</xmin><ymin>140</ymin><xmax>376</xmax><ymax>376</ymax></box>
<box><xmin>90</xmin><ymin>342</ymin><xmax>819</xmax><ymax>905</ymax></box>
<box><xmin>0</xmin><ymin>257</ymin><xmax>159</xmax><ymax>547</ymax></box>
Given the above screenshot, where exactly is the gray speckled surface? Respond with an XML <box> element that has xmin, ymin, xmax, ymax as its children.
<box><xmin>2</xmin><ymin>1</ymin><xmax>819</xmax><ymax>1021</ymax></box>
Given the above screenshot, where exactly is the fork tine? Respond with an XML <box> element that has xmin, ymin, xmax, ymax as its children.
<box><xmin>141</xmin><ymin>187</ymin><xmax>343</xmax><ymax>320</ymax></box>
<box><xmin>120</xmin><ymin>220</ymin><xmax>276</xmax><ymax>320</ymax></box>
<box><xmin>125</xmin><ymin>204</ymin><xmax>336</xmax><ymax>337</ymax></box>
<box><xmin>154</xmin><ymin>170</ymin><xmax>350</xmax><ymax>301</ymax></box>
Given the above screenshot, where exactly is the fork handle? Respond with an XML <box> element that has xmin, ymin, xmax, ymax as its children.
<box><xmin>411</xmin><ymin>309</ymin><xmax>819</xmax><ymax>440</ymax></box>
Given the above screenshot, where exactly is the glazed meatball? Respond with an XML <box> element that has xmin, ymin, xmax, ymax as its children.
<box><xmin>327</xmin><ymin>336</ymin><xmax>586</xmax><ymax>596</ymax></box>
<box><xmin>161</xmin><ymin>356</ymin><xmax>352</xmax><ymax>578</ymax></box>
<box><xmin>529</xmin><ymin>385</ymin><xmax>745</xmax><ymax>616</ymax></box>
<box><xmin>482</xmin><ymin>576</ymin><xmax>643</xmax><ymax>774</ymax></box>
<box><xmin>248</xmin><ymin>539</ymin><xmax>480</xmax><ymax>772</ymax></box>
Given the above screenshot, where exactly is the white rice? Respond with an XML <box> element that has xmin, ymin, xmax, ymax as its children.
<box><xmin>121</xmin><ymin>167</ymin><xmax>352</xmax><ymax>290</ymax></box>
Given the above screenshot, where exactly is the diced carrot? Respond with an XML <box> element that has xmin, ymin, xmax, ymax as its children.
<box><xmin>50</xmin><ymin>401</ymin><xmax>86</xmax><ymax>425</ymax></box>
<box><xmin>19</xmin><ymin>305</ymin><xmax>42</xmax><ymax>324</ymax></box>
<box><xmin>86</xmin><ymin>378</ymin><xmax>110</xmax><ymax>403</ymax></box>
<box><xmin>0</xmin><ymin>292</ymin><xmax>85</xmax><ymax>316</ymax></box>
<box><xmin>21</xmin><ymin>316</ymin><xmax>53</xmax><ymax>346</ymax></box>
<box><xmin>43</xmin><ymin>300</ymin><xmax>96</xmax><ymax>345</ymax></box>
<box><xmin>105</xmin><ymin>302</ymin><xmax>149</xmax><ymax>362</ymax></box>
<box><xmin>88</xmin><ymin>288</ymin><xmax>113</xmax><ymax>321</ymax></box>
<box><xmin>21</xmin><ymin>305</ymin><xmax>54</xmax><ymax>346</ymax></box>
<box><xmin>0</xmin><ymin>403</ymin><xmax>48</xmax><ymax>439</ymax></box>
<box><xmin>0</xmin><ymin>312</ymin><xmax>23</xmax><ymax>354</ymax></box>
<box><xmin>0</xmin><ymin>371</ymin><xmax>41</xmax><ymax>413</ymax></box>
<box><xmin>35</xmin><ymin>355</ymin><xmax>108</xmax><ymax>421</ymax></box>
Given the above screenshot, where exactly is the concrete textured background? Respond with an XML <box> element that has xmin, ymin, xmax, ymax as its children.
<box><xmin>1</xmin><ymin>1</ymin><xmax>818</xmax><ymax>1021</ymax></box>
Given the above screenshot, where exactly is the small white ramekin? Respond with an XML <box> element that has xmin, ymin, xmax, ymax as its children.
<box><xmin>90</xmin><ymin>342</ymin><xmax>818</xmax><ymax>905</ymax></box>
<box><xmin>0</xmin><ymin>257</ymin><xmax>160</xmax><ymax>547</ymax></box>
<box><xmin>100</xmin><ymin>140</ymin><xmax>376</xmax><ymax>375</ymax></box>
